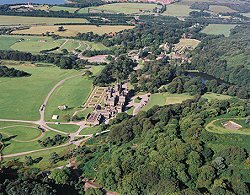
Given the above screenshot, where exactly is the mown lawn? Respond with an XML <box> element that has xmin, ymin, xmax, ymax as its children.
<box><xmin>87</xmin><ymin>3</ymin><xmax>161</xmax><ymax>14</ymax></box>
<box><xmin>13</xmin><ymin>25</ymin><xmax>135</xmax><ymax>37</ymax></box>
<box><xmin>142</xmin><ymin>92</ymin><xmax>194</xmax><ymax>111</ymax></box>
<box><xmin>0</xmin><ymin>36</ymin><xmax>20</xmax><ymax>50</ymax></box>
<box><xmin>48</xmin><ymin>124</ymin><xmax>80</xmax><ymax>134</ymax></box>
<box><xmin>0</xmin><ymin>63</ymin><xmax>80</xmax><ymax>120</ymax></box>
<box><xmin>202</xmin><ymin>92</ymin><xmax>232</xmax><ymax>101</ymax></box>
<box><xmin>163</xmin><ymin>4</ymin><xmax>197</xmax><ymax>17</ymax></box>
<box><xmin>45</xmin><ymin>76</ymin><xmax>93</xmax><ymax>122</ymax></box>
<box><xmin>0</xmin><ymin>15</ymin><xmax>88</xmax><ymax>25</ymax></box>
<box><xmin>201</xmin><ymin>24</ymin><xmax>236</xmax><ymax>37</ymax></box>
<box><xmin>80</xmin><ymin>126</ymin><xmax>102</xmax><ymax>135</ymax></box>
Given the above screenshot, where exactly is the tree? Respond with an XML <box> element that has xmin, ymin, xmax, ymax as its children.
<box><xmin>49</xmin><ymin>152</ymin><xmax>59</xmax><ymax>164</ymax></box>
<box><xmin>197</xmin><ymin>165</ymin><xmax>217</xmax><ymax>189</ymax></box>
<box><xmin>58</xmin><ymin>26</ymin><xmax>65</xmax><ymax>32</ymax></box>
<box><xmin>0</xmin><ymin>133</ymin><xmax>2</xmax><ymax>141</ymax></box>
<box><xmin>84</xmin><ymin>70</ymin><xmax>93</xmax><ymax>77</ymax></box>
<box><xmin>50</xmin><ymin>168</ymin><xmax>71</xmax><ymax>185</ymax></box>
<box><xmin>62</xmin><ymin>114</ymin><xmax>71</xmax><ymax>122</ymax></box>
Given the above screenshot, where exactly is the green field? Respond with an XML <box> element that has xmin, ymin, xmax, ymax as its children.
<box><xmin>142</xmin><ymin>92</ymin><xmax>194</xmax><ymax>111</ymax></box>
<box><xmin>0</xmin><ymin>36</ymin><xmax>20</xmax><ymax>50</ymax></box>
<box><xmin>202</xmin><ymin>92</ymin><xmax>232</xmax><ymax>101</ymax></box>
<box><xmin>0</xmin><ymin>15</ymin><xmax>88</xmax><ymax>26</ymax></box>
<box><xmin>45</xmin><ymin>76</ymin><xmax>93</xmax><ymax>122</ymax></box>
<box><xmin>163</xmin><ymin>4</ymin><xmax>196</xmax><ymax>17</ymax></box>
<box><xmin>80</xmin><ymin>126</ymin><xmax>102</xmax><ymax>135</ymax></box>
<box><xmin>201</xmin><ymin>24</ymin><xmax>236</xmax><ymax>37</ymax></box>
<box><xmin>4</xmin><ymin>144</ymin><xmax>73</xmax><ymax>170</ymax></box>
<box><xmin>48</xmin><ymin>124</ymin><xmax>80</xmax><ymax>134</ymax></box>
<box><xmin>0</xmin><ymin>63</ymin><xmax>80</xmax><ymax>120</ymax></box>
<box><xmin>10</xmin><ymin>36</ymin><xmax>65</xmax><ymax>54</ymax></box>
<box><xmin>13</xmin><ymin>25</ymin><xmax>135</xmax><ymax>37</ymax></box>
<box><xmin>209</xmin><ymin>5</ymin><xmax>237</xmax><ymax>14</ymax></box>
<box><xmin>85</xmin><ymin>3</ymin><xmax>161</xmax><ymax>14</ymax></box>
<box><xmin>0</xmin><ymin>125</ymin><xmax>41</xmax><ymax>142</ymax></box>
<box><xmin>88</xmin><ymin>41</ymin><xmax>109</xmax><ymax>51</ymax></box>
<box><xmin>206</xmin><ymin>118</ymin><xmax>250</xmax><ymax>135</ymax></box>
<box><xmin>49</xmin><ymin>6</ymin><xmax>79</xmax><ymax>13</ymax></box>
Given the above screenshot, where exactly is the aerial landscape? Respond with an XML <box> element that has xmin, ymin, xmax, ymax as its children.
<box><xmin>0</xmin><ymin>0</ymin><xmax>249</xmax><ymax>194</ymax></box>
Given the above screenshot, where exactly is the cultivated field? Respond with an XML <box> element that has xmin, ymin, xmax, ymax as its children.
<box><xmin>85</xmin><ymin>3</ymin><xmax>161</xmax><ymax>14</ymax></box>
<box><xmin>49</xmin><ymin>6</ymin><xmax>79</xmax><ymax>13</ymax></box>
<box><xmin>175</xmin><ymin>38</ymin><xmax>201</xmax><ymax>50</ymax></box>
<box><xmin>142</xmin><ymin>92</ymin><xmax>194</xmax><ymax>111</ymax></box>
<box><xmin>12</xmin><ymin>25</ymin><xmax>135</xmax><ymax>37</ymax></box>
<box><xmin>206</xmin><ymin>118</ymin><xmax>250</xmax><ymax>135</ymax></box>
<box><xmin>163</xmin><ymin>4</ymin><xmax>197</xmax><ymax>17</ymax></box>
<box><xmin>201</xmin><ymin>24</ymin><xmax>236</xmax><ymax>37</ymax></box>
<box><xmin>202</xmin><ymin>92</ymin><xmax>232</xmax><ymax>101</ymax></box>
<box><xmin>209</xmin><ymin>5</ymin><xmax>237</xmax><ymax>14</ymax></box>
<box><xmin>0</xmin><ymin>36</ymin><xmax>20</xmax><ymax>50</ymax></box>
<box><xmin>0</xmin><ymin>15</ymin><xmax>88</xmax><ymax>26</ymax></box>
<box><xmin>0</xmin><ymin>63</ymin><xmax>80</xmax><ymax>120</ymax></box>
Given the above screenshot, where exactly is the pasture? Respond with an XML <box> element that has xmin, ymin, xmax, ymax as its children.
<box><xmin>86</xmin><ymin>3</ymin><xmax>161</xmax><ymax>14</ymax></box>
<box><xmin>80</xmin><ymin>126</ymin><xmax>102</xmax><ymax>135</ymax></box>
<box><xmin>201</xmin><ymin>24</ymin><xmax>236</xmax><ymax>37</ymax></box>
<box><xmin>49</xmin><ymin>6</ymin><xmax>79</xmax><ymax>13</ymax></box>
<box><xmin>12</xmin><ymin>25</ymin><xmax>135</xmax><ymax>37</ymax></box>
<box><xmin>202</xmin><ymin>92</ymin><xmax>232</xmax><ymax>101</ymax></box>
<box><xmin>48</xmin><ymin>124</ymin><xmax>80</xmax><ymax>134</ymax></box>
<box><xmin>163</xmin><ymin>4</ymin><xmax>196</xmax><ymax>17</ymax></box>
<box><xmin>0</xmin><ymin>62</ymin><xmax>81</xmax><ymax>120</ymax></box>
<box><xmin>0</xmin><ymin>121</ymin><xmax>63</xmax><ymax>155</ymax></box>
<box><xmin>142</xmin><ymin>92</ymin><xmax>194</xmax><ymax>111</ymax></box>
<box><xmin>175</xmin><ymin>38</ymin><xmax>201</xmax><ymax>50</ymax></box>
<box><xmin>206</xmin><ymin>118</ymin><xmax>250</xmax><ymax>135</ymax></box>
<box><xmin>0</xmin><ymin>36</ymin><xmax>20</xmax><ymax>50</ymax></box>
<box><xmin>10</xmin><ymin>36</ymin><xmax>65</xmax><ymax>54</ymax></box>
<box><xmin>209</xmin><ymin>5</ymin><xmax>237</xmax><ymax>14</ymax></box>
<box><xmin>0</xmin><ymin>15</ymin><xmax>88</xmax><ymax>26</ymax></box>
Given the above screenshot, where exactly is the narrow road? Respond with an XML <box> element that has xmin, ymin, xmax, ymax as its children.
<box><xmin>57</xmin><ymin>39</ymin><xmax>69</xmax><ymax>51</ymax></box>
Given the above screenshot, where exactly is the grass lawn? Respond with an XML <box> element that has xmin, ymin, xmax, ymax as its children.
<box><xmin>242</xmin><ymin>12</ymin><xmax>250</xmax><ymax>17</ymax></box>
<box><xmin>0</xmin><ymin>15</ymin><xmax>88</xmax><ymax>26</ymax></box>
<box><xmin>76</xmin><ymin>108</ymin><xmax>94</xmax><ymax>120</ymax></box>
<box><xmin>201</xmin><ymin>24</ymin><xmax>236</xmax><ymax>37</ymax></box>
<box><xmin>48</xmin><ymin>124</ymin><xmax>80</xmax><ymax>134</ymax></box>
<box><xmin>57</xmin><ymin>39</ymin><xmax>82</xmax><ymax>53</ymax></box>
<box><xmin>206</xmin><ymin>118</ymin><xmax>250</xmax><ymax>135</ymax></box>
<box><xmin>126</xmin><ymin>106</ymin><xmax>134</xmax><ymax>115</ymax></box>
<box><xmin>0</xmin><ymin>125</ymin><xmax>41</xmax><ymax>142</ymax></box>
<box><xmin>45</xmin><ymin>76</ymin><xmax>93</xmax><ymax>122</ymax></box>
<box><xmin>142</xmin><ymin>92</ymin><xmax>194</xmax><ymax>111</ymax></box>
<box><xmin>10</xmin><ymin>36</ymin><xmax>65</xmax><ymax>54</ymax></box>
<box><xmin>88</xmin><ymin>41</ymin><xmax>109</xmax><ymax>51</ymax></box>
<box><xmin>163</xmin><ymin>4</ymin><xmax>197</xmax><ymax>17</ymax></box>
<box><xmin>2</xmin><ymin>129</ymin><xmax>62</xmax><ymax>155</ymax></box>
<box><xmin>4</xmin><ymin>145</ymin><xmax>73</xmax><ymax>171</ymax></box>
<box><xmin>87</xmin><ymin>3</ymin><xmax>161</xmax><ymax>14</ymax></box>
<box><xmin>49</xmin><ymin>6</ymin><xmax>79</xmax><ymax>13</ymax></box>
<box><xmin>0</xmin><ymin>36</ymin><xmax>20</xmax><ymax>50</ymax></box>
<box><xmin>209</xmin><ymin>5</ymin><xmax>237</xmax><ymax>14</ymax></box>
<box><xmin>202</xmin><ymin>92</ymin><xmax>232</xmax><ymax>101</ymax></box>
<box><xmin>0</xmin><ymin>63</ymin><xmax>80</xmax><ymax>120</ymax></box>
<box><xmin>175</xmin><ymin>38</ymin><xmax>201</xmax><ymax>50</ymax></box>
<box><xmin>80</xmin><ymin>126</ymin><xmax>102</xmax><ymax>135</ymax></box>
<box><xmin>12</xmin><ymin>25</ymin><xmax>135</xmax><ymax>37</ymax></box>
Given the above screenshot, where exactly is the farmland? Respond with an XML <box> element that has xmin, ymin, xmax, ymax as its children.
<box><xmin>0</xmin><ymin>15</ymin><xmax>88</xmax><ymax>26</ymax></box>
<box><xmin>49</xmin><ymin>6</ymin><xmax>79</xmax><ymax>13</ymax></box>
<box><xmin>0</xmin><ymin>35</ymin><xmax>108</xmax><ymax>54</ymax></box>
<box><xmin>163</xmin><ymin>4</ymin><xmax>196</xmax><ymax>17</ymax></box>
<box><xmin>202</xmin><ymin>92</ymin><xmax>232</xmax><ymax>101</ymax></box>
<box><xmin>175</xmin><ymin>38</ymin><xmax>201</xmax><ymax>50</ymax></box>
<box><xmin>12</xmin><ymin>25</ymin><xmax>135</xmax><ymax>37</ymax></box>
<box><xmin>209</xmin><ymin>5</ymin><xmax>237</xmax><ymax>14</ymax></box>
<box><xmin>142</xmin><ymin>92</ymin><xmax>194</xmax><ymax>111</ymax></box>
<box><xmin>85</xmin><ymin>3</ymin><xmax>161</xmax><ymax>14</ymax></box>
<box><xmin>201</xmin><ymin>24</ymin><xmax>236</xmax><ymax>37</ymax></box>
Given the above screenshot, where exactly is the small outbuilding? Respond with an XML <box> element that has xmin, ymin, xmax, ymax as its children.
<box><xmin>52</xmin><ymin>115</ymin><xmax>59</xmax><ymax>120</ymax></box>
